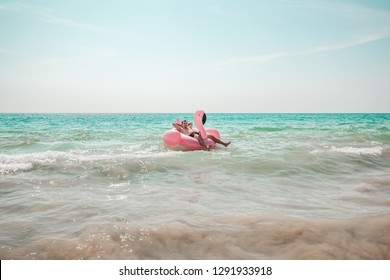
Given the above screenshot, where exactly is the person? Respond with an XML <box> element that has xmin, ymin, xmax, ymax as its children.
<box><xmin>172</xmin><ymin>120</ymin><xmax>231</xmax><ymax>150</ymax></box>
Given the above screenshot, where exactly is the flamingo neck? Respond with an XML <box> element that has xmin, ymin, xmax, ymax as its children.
<box><xmin>194</xmin><ymin>110</ymin><xmax>207</xmax><ymax>140</ymax></box>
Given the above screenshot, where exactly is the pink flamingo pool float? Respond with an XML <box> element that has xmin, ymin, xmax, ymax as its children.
<box><xmin>162</xmin><ymin>110</ymin><xmax>221</xmax><ymax>150</ymax></box>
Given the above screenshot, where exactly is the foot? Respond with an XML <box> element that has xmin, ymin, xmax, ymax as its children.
<box><xmin>224</xmin><ymin>141</ymin><xmax>231</xmax><ymax>147</ymax></box>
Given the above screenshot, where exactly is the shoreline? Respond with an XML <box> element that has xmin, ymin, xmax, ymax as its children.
<box><xmin>1</xmin><ymin>213</ymin><xmax>389</xmax><ymax>260</ymax></box>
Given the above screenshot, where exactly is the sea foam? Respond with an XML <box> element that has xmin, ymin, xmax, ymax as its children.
<box><xmin>311</xmin><ymin>145</ymin><xmax>383</xmax><ymax>156</ymax></box>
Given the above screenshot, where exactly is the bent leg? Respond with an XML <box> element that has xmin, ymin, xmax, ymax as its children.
<box><xmin>196</xmin><ymin>135</ymin><xmax>211</xmax><ymax>150</ymax></box>
<box><xmin>207</xmin><ymin>135</ymin><xmax>231</xmax><ymax>147</ymax></box>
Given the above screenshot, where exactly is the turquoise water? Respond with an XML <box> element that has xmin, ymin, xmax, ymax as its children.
<box><xmin>1</xmin><ymin>113</ymin><xmax>390</xmax><ymax>259</ymax></box>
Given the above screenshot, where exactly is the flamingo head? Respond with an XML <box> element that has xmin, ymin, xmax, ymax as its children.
<box><xmin>194</xmin><ymin>110</ymin><xmax>207</xmax><ymax>125</ymax></box>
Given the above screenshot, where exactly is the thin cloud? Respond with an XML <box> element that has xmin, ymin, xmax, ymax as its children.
<box><xmin>309</xmin><ymin>33</ymin><xmax>390</xmax><ymax>53</ymax></box>
<box><xmin>0</xmin><ymin>2</ymin><xmax>131</xmax><ymax>35</ymax></box>
<box><xmin>207</xmin><ymin>0</ymin><xmax>390</xmax><ymax>70</ymax></box>
<box><xmin>38</xmin><ymin>14</ymin><xmax>122</xmax><ymax>34</ymax></box>
<box><xmin>208</xmin><ymin>32</ymin><xmax>389</xmax><ymax>70</ymax></box>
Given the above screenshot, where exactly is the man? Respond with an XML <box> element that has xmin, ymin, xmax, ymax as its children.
<box><xmin>172</xmin><ymin>120</ymin><xmax>231</xmax><ymax>150</ymax></box>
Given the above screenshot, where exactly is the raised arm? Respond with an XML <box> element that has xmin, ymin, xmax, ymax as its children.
<box><xmin>172</xmin><ymin>122</ymin><xmax>183</xmax><ymax>131</ymax></box>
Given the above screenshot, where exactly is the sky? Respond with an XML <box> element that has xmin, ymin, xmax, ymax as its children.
<box><xmin>0</xmin><ymin>0</ymin><xmax>390</xmax><ymax>113</ymax></box>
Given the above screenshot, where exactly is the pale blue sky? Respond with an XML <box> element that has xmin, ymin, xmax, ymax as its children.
<box><xmin>1</xmin><ymin>0</ymin><xmax>389</xmax><ymax>112</ymax></box>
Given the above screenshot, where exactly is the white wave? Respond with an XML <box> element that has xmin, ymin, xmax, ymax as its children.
<box><xmin>0</xmin><ymin>162</ymin><xmax>34</xmax><ymax>175</ymax></box>
<box><xmin>0</xmin><ymin>147</ymin><xmax>181</xmax><ymax>174</ymax></box>
<box><xmin>108</xmin><ymin>182</ymin><xmax>130</xmax><ymax>188</ymax></box>
<box><xmin>0</xmin><ymin>151</ymin><xmax>61</xmax><ymax>174</ymax></box>
<box><xmin>311</xmin><ymin>145</ymin><xmax>383</xmax><ymax>156</ymax></box>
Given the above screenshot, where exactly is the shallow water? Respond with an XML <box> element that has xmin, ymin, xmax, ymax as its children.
<box><xmin>1</xmin><ymin>113</ymin><xmax>389</xmax><ymax>259</ymax></box>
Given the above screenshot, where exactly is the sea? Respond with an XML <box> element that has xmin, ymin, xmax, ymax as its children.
<box><xmin>0</xmin><ymin>113</ymin><xmax>389</xmax><ymax>259</ymax></box>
